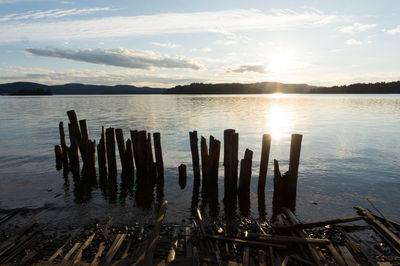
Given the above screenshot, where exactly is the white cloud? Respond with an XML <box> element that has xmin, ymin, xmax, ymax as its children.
<box><xmin>228</xmin><ymin>64</ymin><xmax>268</xmax><ymax>74</ymax></box>
<box><xmin>338</xmin><ymin>22</ymin><xmax>377</xmax><ymax>34</ymax></box>
<box><xmin>0</xmin><ymin>66</ymin><xmax>204</xmax><ymax>87</ymax></box>
<box><xmin>383</xmin><ymin>25</ymin><xmax>400</xmax><ymax>35</ymax></box>
<box><xmin>151</xmin><ymin>42</ymin><xmax>177</xmax><ymax>48</ymax></box>
<box><xmin>345</xmin><ymin>38</ymin><xmax>362</xmax><ymax>45</ymax></box>
<box><xmin>328</xmin><ymin>48</ymin><xmax>344</xmax><ymax>53</ymax></box>
<box><xmin>0</xmin><ymin>8</ymin><xmax>336</xmax><ymax>43</ymax></box>
<box><xmin>0</xmin><ymin>8</ymin><xmax>110</xmax><ymax>22</ymax></box>
<box><xmin>191</xmin><ymin>48</ymin><xmax>212</xmax><ymax>53</ymax></box>
<box><xmin>25</xmin><ymin>47</ymin><xmax>203</xmax><ymax>70</ymax></box>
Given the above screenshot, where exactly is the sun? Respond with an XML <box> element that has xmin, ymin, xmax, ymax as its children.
<box><xmin>268</xmin><ymin>51</ymin><xmax>296</xmax><ymax>73</ymax></box>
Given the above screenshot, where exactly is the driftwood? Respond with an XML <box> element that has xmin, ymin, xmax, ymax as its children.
<box><xmin>247</xmin><ymin>233</ymin><xmax>331</xmax><ymax>244</ymax></box>
<box><xmin>205</xmin><ymin>234</ymin><xmax>287</xmax><ymax>249</ymax></box>
<box><xmin>48</xmin><ymin>228</ymin><xmax>80</xmax><ymax>262</ymax></box>
<box><xmin>273</xmin><ymin>215</ymin><xmax>364</xmax><ymax>231</ymax></box>
<box><xmin>73</xmin><ymin>232</ymin><xmax>96</xmax><ymax>264</ymax></box>
<box><xmin>104</xmin><ymin>233</ymin><xmax>127</xmax><ymax>265</ymax></box>
<box><xmin>63</xmin><ymin>242</ymin><xmax>81</xmax><ymax>260</ymax></box>
<box><xmin>189</xmin><ymin>131</ymin><xmax>201</xmax><ymax>182</ymax></box>
<box><xmin>0</xmin><ymin>219</ymin><xmax>37</xmax><ymax>256</ymax></box>
<box><xmin>355</xmin><ymin>206</ymin><xmax>400</xmax><ymax>255</ymax></box>
<box><xmin>90</xmin><ymin>242</ymin><xmax>105</xmax><ymax>266</ymax></box>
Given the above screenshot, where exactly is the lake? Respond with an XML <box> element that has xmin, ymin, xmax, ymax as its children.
<box><xmin>0</xmin><ymin>94</ymin><xmax>399</xmax><ymax>228</ymax></box>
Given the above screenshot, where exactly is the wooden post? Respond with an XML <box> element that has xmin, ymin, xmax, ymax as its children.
<box><xmin>135</xmin><ymin>131</ymin><xmax>147</xmax><ymax>183</ymax></box>
<box><xmin>179</xmin><ymin>164</ymin><xmax>187</xmax><ymax>189</ymax></box>
<box><xmin>106</xmin><ymin>128</ymin><xmax>117</xmax><ymax>178</ymax></box>
<box><xmin>207</xmin><ymin>136</ymin><xmax>220</xmax><ymax>190</ymax></box>
<box><xmin>258</xmin><ymin>134</ymin><xmax>271</xmax><ymax>216</ymax></box>
<box><xmin>87</xmin><ymin>140</ymin><xmax>96</xmax><ymax>175</ymax></box>
<box><xmin>97</xmin><ymin>126</ymin><xmax>107</xmax><ymax>178</ymax></box>
<box><xmin>287</xmin><ymin>134</ymin><xmax>302</xmax><ymax>211</ymax></box>
<box><xmin>146</xmin><ymin>132</ymin><xmax>156</xmax><ymax>183</ymax></box>
<box><xmin>79</xmin><ymin>119</ymin><xmax>89</xmax><ymax>144</ymax></box>
<box><xmin>223</xmin><ymin>129</ymin><xmax>239</xmax><ymax>206</ymax></box>
<box><xmin>67</xmin><ymin>123</ymin><xmax>80</xmax><ymax>174</ymax></box>
<box><xmin>125</xmin><ymin>139</ymin><xmax>134</xmax><ymax>182</ymax></box>
<box><xmin>153</xmin><ymin>133</ymin><xmax>164</xmax><ymax>181</ymax></box>
<box><xmin>115</xmin><ymin>129</ymin><xmax>126</xmax><ymax>172</ymax></box>
<box><xmin>238</xmin><ymin>149</ymin><xmax>253</xmax><ymax>217</ymax></box>
<box><xmin>55</xmin><ymin>145</ymin><xmax>63</xmax><ymax>170</ymax></box>
<box><xmin>130</xmin><ymin>130</ymin><xmax>139</xmax><ymax>170</ymax></box>
<box><xmin>59</xmin><ymin>122</ymin><xmax>69</xmax><ymax>169</ymax></box>
<box><xmin>272</xmin><ymin>159</ymin><xmax>289</xmax><ymax>215</ymax></box>
<box><xmin>200</xmin><ymin>136</ymin><xmax>209</xmax><ymax>191</ymax></box>
<box><xmin>67</xmin><ymin>110</ymin><xmax>85</xmax><ymax>162</ymax></box>
<box><xmin>189</xmin><ymin>131</ymin><xmax>201</xmax><ymax>182</ymax></box>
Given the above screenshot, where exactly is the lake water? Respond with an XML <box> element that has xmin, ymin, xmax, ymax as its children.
<box><xmin>0</xmin><ymin>94</ymin><xmax>399</xmax><ymax>228</ymax></box>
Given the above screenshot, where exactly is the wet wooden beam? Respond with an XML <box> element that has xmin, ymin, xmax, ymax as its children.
<box><xmin>287</xmin><ymin>134</ymin><xmax>302</xmax><ymax>211</ymax></box>
<box><xmin>153</xmin><ymin>132</ymin><xmax>164</xmax><ymax>181</ymax></box>
<box><xmin>200</xmin><ymin>136</ymin><xmax>209</xmax><ymax>191</ymax></box>
<box><xmin>55</xmin><ymin>145</ymin><xmax>63</xmax><ymax>170</ymax></box>
<box><xmin>257</xmin><ymin>134</ymin><xmax>271</xmax><ymax>206</ymax></box>
<box><xmin>179</xmin><ymin>164</ymin><xmax>187</xmax><ymax>189</ymax></box>
<box><xmin>273</xmin><ymin>216</ymin><xmax>364</xmax><ymax>231</ymax></box>
<box><xmin>189</xmin><ymin>131</ymin><xmax>201</xmax><ymax>183</ymax></box>
<box><xmin>106</xmin><ymin>128</ymin><xmax>117</xmax><ymax>178</ymax></box>
<box><xmin>97</xmin><ymin>126</ymin><xmax>107</xmax><ymax>178</ymax></box>
<box><xmin>59</xmin><ymin>121</ymin><xmax>69</xmax><ymax>169</ymax></box>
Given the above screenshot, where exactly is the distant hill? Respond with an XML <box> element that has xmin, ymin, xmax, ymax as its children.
<box><xmin>164</xmin><ymin>82</ymin><xmax>319</xmax><ymax>94</ymax></box>
<box><xmin>0</xmin><ymin>82</ymin><xmax>166</xmax><ymax>95</ymax></box>
<box><xmin>309</xmin><ymin>81</ymin><xmax>400</xmax><ymax>93</ymax></box>
<box><xmin>10</xmin><ymin>88</ymin><xmax>52</xmax><ymax>95</ymax></box>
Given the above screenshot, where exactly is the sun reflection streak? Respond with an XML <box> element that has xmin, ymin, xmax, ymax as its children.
<box><xmin>268</xmin><ymin>103</ymin><xmax>293</xmax><ymax>140</ymax></box>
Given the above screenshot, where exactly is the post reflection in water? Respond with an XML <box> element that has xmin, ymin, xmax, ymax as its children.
<box><xmin>72</xmin><ymin>173</ymin><xmax>97</xmax><ymax>204</ymax></box>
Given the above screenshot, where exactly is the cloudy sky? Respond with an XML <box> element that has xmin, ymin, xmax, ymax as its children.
<box><xmin>1</xmin><ymin>0</ymin><xmax>400</xmax><ymax>87</ymax></box>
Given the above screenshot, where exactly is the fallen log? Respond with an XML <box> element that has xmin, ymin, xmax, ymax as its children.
<box><xmin>205</xmin><ymin>234</ymin><xmax>287</xmax><ymax>249</ymax></box>
<box><xmin>246</xmin><ymin>233</ymin><xmax>331</xmax><ymax>245</ymax></box>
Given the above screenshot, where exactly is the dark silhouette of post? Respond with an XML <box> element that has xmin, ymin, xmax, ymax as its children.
<box><xmin>287</xmin><ymin>134</ymin><xmax>302</xmax><ymax>211</ymax></box>
<box><xmin>179</xmin><ymin>164</ymin><xmax>187</xmax><ymax>189</ymax></box>
<box><xmin>257</xmin><ymin>134</ymin><xmax>271</xmax><ymax>217</ymax></box>
<box><xmin>97</xmin><ymin>127</ymin><xmax>107</xmax><ymax>179</ymax></box>
<box><xmin>106</xmin><ymin>128</ymin><xmax>117</xmax><ymax>179</ymax></box>
<box><xmin>200</xmin><ymin>136</ymin><xmax>209</xmax><ymax>192</ymax></box>
<box><xmin>153</xmin><ymin>132</ymin><xmax>164</xmax><ymax>181</ymax></box>
<box><xmin>58</xmin><ymin>122</ymin><xmax>69</xmax><ymax>170</ymax></box>
<box><xmin>189</xmin><ymin>131</ymin><xmax>201</xmax><ymax>183</ymax></box>
<box><xmin>115</xmin><ymin>129</ymin><xmax>126</xmax><ymax>172</ymax></box>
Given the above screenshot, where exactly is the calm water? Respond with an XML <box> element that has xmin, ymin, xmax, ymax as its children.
<box><xmin>0</xmin><ymin>94</ymin><xmax>399</xmax><ymax>227</ymax></box>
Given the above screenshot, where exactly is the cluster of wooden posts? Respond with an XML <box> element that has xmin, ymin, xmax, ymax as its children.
<box><xmin>55</xmin><ymin>110</ymin><xmax>303</xmax><ymax>216</ymax></box>
<box><xmin>54</xmin><ymin>110</ymin><xmax>164</xmax><ymax>190</ymax></box>
<box><xmin>181</xmin><ymin>130</ymin><xmax>302</xmax><ymax>217</ymax></box>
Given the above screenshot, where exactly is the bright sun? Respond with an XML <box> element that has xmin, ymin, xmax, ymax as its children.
<box><xmin>268</xmin><ymin>51</ymin><xmax>296</xmax><ymax>73</ymax></box>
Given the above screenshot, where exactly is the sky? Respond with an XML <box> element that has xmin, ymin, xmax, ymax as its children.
<box><xmin>1</xmin><ymin>0</ymin><xmax>400</xmax><ymax>88</ymax></box>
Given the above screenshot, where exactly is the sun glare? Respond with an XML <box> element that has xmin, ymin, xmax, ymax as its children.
<box><xmin>268</xmin><ymin>51</ymin><xmax>296</xmax><ymax>73</ymax></box>
<box><xmin>268</xmin><ymin>104</ymin><xmax>292</xmax><ymax>140</ymax></box>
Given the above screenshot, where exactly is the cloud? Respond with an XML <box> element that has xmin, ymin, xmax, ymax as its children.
<box><xmin>25</xmin><ymin>47</ymin><xmax>202</xmax><ymax>70</ymax></box>
<box><xmin>383</xmin><ymin>25</ymin><xmax>400</xmax><ymax>35</ymax></box>
<box><xmin>0</xmin><ymin>8</ymin><xmax>110</xmax><ymax>22</ymax></box>
<box><xmin>0</xmin><ymin>66</ymin><xmax>205</xmax><ymax>87</ymax></box>
<box><xmin>345</xmin><ymin>38</ymin><xmax>362</xmax><ymax>45</ymax></box>
<box><xmin>0</xmin><ymin>8</ymin><xmax>336</xmax><ymax>43</ymax></box>
<box><xmin>228</xmin><ymin>64</ymin><xmax>268</xmax><ymax>74</ymax></box>
<box><xmin>338</xmin><ymin>22</ymin><xmax>377</xmax><ymax>34</ymax></box>
<box><xmin>191</xmin><ymin>47</ymin><xmax>212</xmax><ymax>53</ymax></box>
<box><xmin>151</xmin><ymin>42</ymin><xmax>177</xmax><ymax>48</ymax></box>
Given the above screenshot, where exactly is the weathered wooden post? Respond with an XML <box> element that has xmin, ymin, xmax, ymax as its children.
<box><xmin>200</xmin><ymin>136</ymin><xmax>208</xmax><ymax>191</ymax></box>
<box><xmin>146</xmin><ymin>132</ymin><xmax>156</xmax><ymax>183</ymax></box>
<box><xmin>115</xmin><ymin>128</ymin><xmax>126</xmax><ymax>172</ymax></box>
<box><xmin>125</xmin><ymin>139</ymin><xmax>134</xmax><ymax>182</ymax></box>
<box><xmin>97</xmin><ymin>126</ymin><xmax>107</xmax><ymax>178</ymax></box>
<box><xmin>153</xmin><ymin>132</ymin><xmax>164</xmax><ymax>181</ymax></box>
<box><xmin>55</xmin><ymin>145</ymin><xmax>63</xmax><ymax>170</ymax></box>
<box><xmin>86</xmin><ymin>140</ymin><xmax>96</xmax><ymax>175</ymax></box>
<box><xmin>135</xmin><ymin>131</ymin><xmax>147</xmax><ymax>183</ymax></box>
<box><xmin>207</xmin><ymin>136</ymin><xmax>220</xmax><ymax>190</ymax></box>
<box><xmin>130</xmin><ymin>130</ymin><xmax>139</xmax><ymax>169</ymax></box>
<box><xmin>106</xmin><ymin>128</ymin><xmax>117</xmax><ymax>178</ymax></box>
<box><xmin>287</xmin><ymin>134</ymin><xmax>303</xmax><ymax>211</ymax></box>
<box><xmin>68</xmin><ymin>123</ymin><xmax>80</xmax><ymax>174</ymax></box>
<box><xmin>189</xmin><ymin>131</ymin><xmax>201</xmax><ymax>183</ymax></box>
<box><xmin>272</xmin><ymin>159</ymin><xmax>289</xmax><ymax>215</ymax></box>
<box><xmin>67</xmin><ymin>110</ymin><xmax>85</xmax><ymax>162</ymax></box>
<box><xmin>238</xmin><ymin>149</ymin><xmax>253</xmax><ymax>216</ymax></box>
<box><xmin>59</xmin><ymin>122</ymin><xmax>69</xmax><ymax>169</ymax></box>
<box><xmin>179</xmin><ymin>164</ymin><xmax>187</xmax><ymax>189</ymax></box>
<box><xmin>257</xmin><ymin>134</ymin><xmax>271</xmax><ymax>217</ymax></box>
<box><xmin>223</xmin><ymin>129</ymin><xmax>239</xmax><ymax>203</ymax></box>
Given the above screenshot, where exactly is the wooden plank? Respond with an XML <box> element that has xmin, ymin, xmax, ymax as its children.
<box><xmin>104</xmin><ymin>233</ymin><xmax>126</xmax><ymax>265</ymax></box>
<box><xmin>273</xmin><ymin>216</ymin><xmax>364</xmax><ymax>231</ymax></box>
<box><xmin>241</xmin><ymin>233</ymin><xmax>331</xmax><ymax>245</ymax></box>
<box><xmin>166</xmin><ymin>229</ymin><xmax>178</xmax><ymax>263</ymax></box>
<box><xmin>0</xmin><ymin>231</ymin><xmax>39</xmax><ymax>264</ymax></box>
<box><xmin>355</xmin><ymin>206</ymin><xmax>400</xmax><ymax>254</ymax></box>
<box><xmin>367</xmin><ymin>199</ymin><xmax>400</xmax><ymax>235</ymax></box>
<box><xmin>73</xmin><ymin>232</ymin><xmax>96</xmax><ymax>264</ymax></box>
<box><xmin>0</xmin><ymin>210</ymin><xmax>18</xmax><ymax>225</ymax></box>
<box><xmin>91</xmin><ymin>242</ymin><xmax>105</xmax><ymax>266</ymax></box>
<box><xmin>205</xmin><ymin>234</ymin><xmax>287</xmax><ymax>249</ymax></box>
<box><xmin>0</xmin><ymin>219</ymin><xmax>37</xmax><ymax>255</ymax></box>
<box><xmin>48</xmin><ymin>228</ymin><xmax>80</xmax><ymax>262</ymax></box>
<box><xmin>106</xmin><ymin>127</ymin><xmax>117</xmax><ymax>177</ymax></box>
<box><xmin>338</xmin><ymin>245</ymin><xmax>358</xmax><ymax>266</ymax></box>
<box><xmin>242</xmin><ymin>247</ymin><xmax>250</xmax><ymax>266</ymax></box>
<box><xmin>115</xmin><ymin>128</ymin><xmax>126</xmax><ymax>170</ymax></box>
<box><xmin>64</xmin><ymin>242</ymin><xmax>81</xmax><ymax>260</ymax></box>
<box><xmin>59</xmin><ymin>121</ymin><xmax>69</xmax><ymax>169</ymax></box>
<box><xmin>327</xmin><ymin>244</ymin><xmax>346</xmax><ymax>266</ymax></box>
